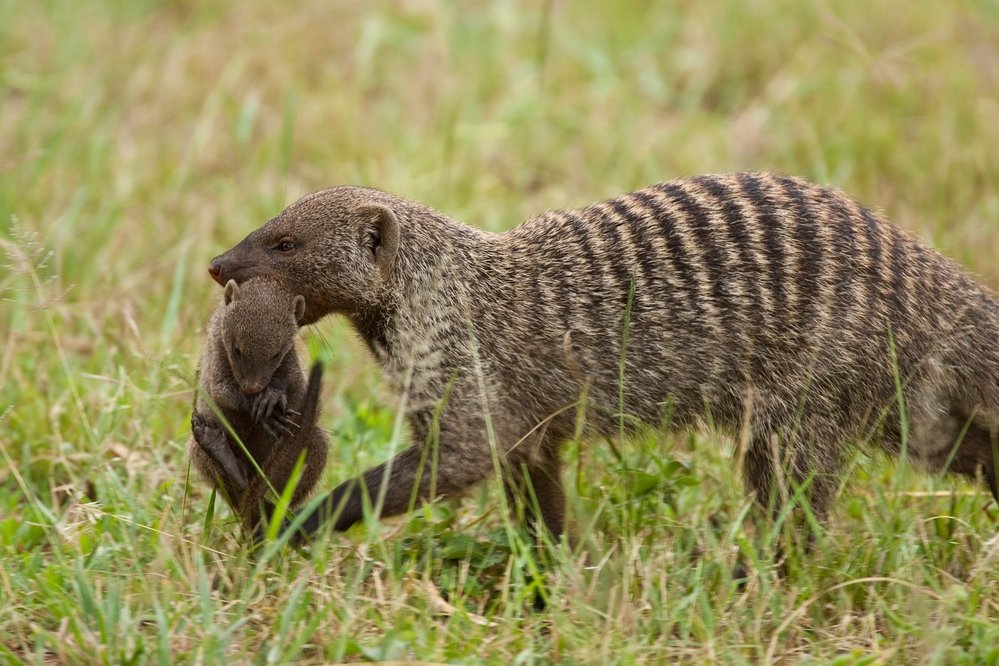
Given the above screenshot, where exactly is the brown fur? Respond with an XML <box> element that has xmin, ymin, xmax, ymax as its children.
<box><xmin>208</xmin><ymin>173</ymin><xmax>999</xmax><ymax>540</ymax></box>
<box><xmin>189</xmin><ymin>277</ymin><xmax>329</xmax><ymax>533</ymax></box>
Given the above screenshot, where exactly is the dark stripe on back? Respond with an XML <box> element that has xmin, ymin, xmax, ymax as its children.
<box><xmin>562</xmin><ymin>211</ymin><xmax>605</xmax><ymax>329</ymax></box>
<box><xmin>564</xmin><ymin>211</ymin><xmax>600</xmax><ymax>279</ymax></box>
<box><xmin>779</xmin><ymin>177</ymin><xmax>822</xmax><ymax>334</ymax></box>
<box><xmin>859</xmin><ymin>206</ymin><xmax>885</xmax><ymax>331</ymax></box>
<box><xmin>655</xmin><ymin>180</ymin><xmax>735</xmax><ymax>328</ymax></box>
<box><xmin>630</xmin><ymin>190</ymin><xmax>702</xmax><ymax>321</ymax></box>
<box><xmin>608</xmin><ymin>198</ymin><xmax>658</xmax><ymax>298</ymax></box>
<box><xmin>820</xmin><ymin>188</ymin><xmax>860</xmax><ymax>322</ymax></box>
<box><xmin>695</xmin><ymin>176</ymin><xmax>767</xmax><ymax>352</ymax></box>
<box><xmin>593</xmin><ymin>201</ymin><xmax>641</xmax><ymax>310</ymax></box>
<box><xmin>737</xmin><ymin>174</ymin><xmax>787</xmax><ymax>313</ymax></box>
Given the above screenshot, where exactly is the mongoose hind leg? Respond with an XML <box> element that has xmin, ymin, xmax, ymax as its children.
<box><xmin>743</xmin><ymin>434</ymin><xmax>839</xmax><ymax>526</ymax></box>
<box><xmin>733</xmin><ymin>432</ymin><xmax>839</xmax><ymax>582</ymax></box>
<box><xmin>190</xmin><ymin>411</ymin><xmax>248</xmax><ymax>502</ymax></box>
<box><xmin>741</xmin><ymin>427</ymin><xmax>845</xmax><ymax>567</ymax></box>
<box><xmin>928</xmin><ymin>417</ymin><xmax>999</xmax><ymax>503</ymax></box>
<box><xmin>503</xmin><ymin>442</ymin><xmax>567</xmax><ymax>544</ymax></box>
<box><xmin>901</xmin><ymin>384</ymin><xmax>999</xmax><ymax>504</ymax></box>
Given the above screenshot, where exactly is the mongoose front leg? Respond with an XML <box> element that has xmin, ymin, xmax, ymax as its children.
<box><xmin>251</xmin><ymin>361</ymin><xmax>299</xmax><ymax>441</ymax></box>
<box><xmin>205</xmin><ymin>370</ymin><xmax>256</xmax><ymax>416</ymax></box>
<box><xmin>298</xmin><ymin>415</ymin><xmax>495</xmax><ymax>538</ymax></box>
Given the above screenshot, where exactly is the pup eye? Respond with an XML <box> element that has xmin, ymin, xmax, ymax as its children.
<box><xmin>276</xmin><ymin>240</ymin><xmax>296</xmax><ymax>252</ymax></box>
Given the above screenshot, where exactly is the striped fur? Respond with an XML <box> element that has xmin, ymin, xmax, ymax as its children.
<box><xmin>210</xmin><ymin>172</ymin><xmax>999</xmax><ymax>540</ymax></box>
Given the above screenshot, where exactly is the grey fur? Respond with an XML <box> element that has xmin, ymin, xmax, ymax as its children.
<box><xmin>208</xmin><ymin>172</ymin><xmax>999</xmax><ymax>540</ymax></box>
<box><xmin>189</xmin><ymin>277</ymin><xmax>329</xmax><ymax>533</ymax></box>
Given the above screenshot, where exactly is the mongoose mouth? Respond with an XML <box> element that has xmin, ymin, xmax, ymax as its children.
<box><xmin>208</xmin><ymin>259</ymin><xmax>225</xmax><ymax>286</ymax></box>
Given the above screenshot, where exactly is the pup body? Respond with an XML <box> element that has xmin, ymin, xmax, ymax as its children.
<box><xmin>190</xmin><ymin>278</ymin><xmax>328</xmax><ymax>531</ymax></box>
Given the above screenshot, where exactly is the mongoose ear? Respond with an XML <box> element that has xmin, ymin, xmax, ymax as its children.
<box><xmin>292</xmin><ymin>294</ymin><xmax>306</xmax><ymax>323</ymax></box>
<box><xmin>356</xmin><ymin>204</ymin><xmax>399</xmax><ymax>275</ymax></box>
<box><xmin>223</xmin><ymin>279</ymin><xmax>239</xmax><ymax>305</ymax></box>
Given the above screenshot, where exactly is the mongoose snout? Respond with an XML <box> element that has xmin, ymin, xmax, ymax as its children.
<box><xmin>208</xmin><ymin>258</ymin><xmax>223</xmax><ymax>283</ymax></box>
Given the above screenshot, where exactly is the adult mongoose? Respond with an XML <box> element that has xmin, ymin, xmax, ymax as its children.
<box><xmin>206</xmin><ymin>172</ymin><xmax>999</xmax><ymax>541</ymax></box>
<box><xmin>190</xmin><ymin>277</ymin><xmax>329</xmax><ymax>533</ymax></box>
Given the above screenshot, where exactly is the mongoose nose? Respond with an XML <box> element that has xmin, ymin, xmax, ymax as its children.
<box><xmin>243</xmin><ymin>383</ymin><xmax>264</xmax><ymax>395</ymax></box>
<box><xmin>208</xmin><ymin>260</ymin><xmax>223</xmax><ymax>284</ymax></box>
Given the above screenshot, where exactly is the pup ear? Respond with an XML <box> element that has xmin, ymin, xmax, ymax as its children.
<box><xmin>223</xmin><ymin>279</ymin><xmax>239</xmax><ymax>305</ymax></box>
<box><xmin>355</xmin><ymin>204</ymin><xmax>399</xmax><ymax>275</ymax></box>
<box><xmin>292</xmin><ymin>295</ymin><xmax>306</xmax><ymax>323</ymax></box>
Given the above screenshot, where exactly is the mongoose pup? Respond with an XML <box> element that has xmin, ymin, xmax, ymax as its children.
<box><xmin>207</xmin><ymin>172</ymin><xmax>999</xmax><ymax>543</ymax></box>
<box><xmin>190</xmin><ymin>277</ymin><xmax>329</xmax><ymax>533</ymax></box>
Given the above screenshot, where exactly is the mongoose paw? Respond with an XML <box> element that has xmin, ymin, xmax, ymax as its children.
<box><xmin>191</xmin><ymin>413</ymin><xmax>227</xmax><ymax>451</ymax></box>
<box><xmin>190</xmin><ymin>411</ymin><xmax>211</xmax><ymax>438</ymax></box>
<box><xmin>252</xmin><ymin>386</ymin><xmax>295</xmax><ymax>440</ymax></box>
<box><xmin>191</xmin><ymin>413</ymin><xmax>248</xmax><ymax>487</ymax></box>
<box><xmin>256</xmin><ymin>394</ymin><xmax>298</xmax><ymax>441</ymax></box>
<box><xmin>250</xmin><ymin>385</ymin><xmax>287</xmax><ymax>422</ymax></box>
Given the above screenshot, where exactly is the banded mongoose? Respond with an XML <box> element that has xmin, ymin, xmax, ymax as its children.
<box><xmin>190</xmin><ymin>277</ymin><xmax>329</xmax><ymax>533</ymax></box>
<box><xmin>206</xmin><ymin>172</ymin><xmax>999</xmax><ymax>542</ymax></box>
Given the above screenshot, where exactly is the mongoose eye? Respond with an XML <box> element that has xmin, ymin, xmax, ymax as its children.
<box><xmin>276</xmin><ymin>240</ymin><xmax>296</xmax><ymax>253</ymax></box>
<box><xmin>233</xmin><ymin>346</ymin><xmax>242</xmax><ymax>358</ymax></box>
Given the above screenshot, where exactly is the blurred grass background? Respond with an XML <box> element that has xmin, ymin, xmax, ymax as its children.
<box><xmin>2</xmin><ymin>0</ymin><xmax>999</xmax><ymax>663</ymax></box>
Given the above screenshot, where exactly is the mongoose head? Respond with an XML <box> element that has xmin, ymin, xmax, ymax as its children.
<box><xmin>209</xmin><ymin>187</ymin><xmax>400</xmax><ymax>325</ymax></box>
<box><xmin>220</xmin><ymin>278</ymin><xmax>305</xmax><ymax>395</ymax></box>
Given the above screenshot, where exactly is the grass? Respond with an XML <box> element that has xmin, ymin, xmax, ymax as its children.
<box><xmin>2</xmin><ymin>0</ymin><xmax>999</xmax><ymax>662</ymax></box>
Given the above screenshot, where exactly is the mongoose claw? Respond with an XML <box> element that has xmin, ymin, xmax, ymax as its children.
<box><xmin>276</xmin><ymin>411</ymin><xmax>299</xmax><ymax>429</ymax></box>
<box><xmin>251</xmin><ymin>385</ymin><xmax>288</xmax><ymax>425</ymax></box>
<box><xmin>262</xmin><ymin>418</ymin><xmax>293</xmax><ymax>442</ymax></box>
<box><xmin>249</xmin><ymin>391</ymin><xmax>264</xmax><ymax>423</ymax></box>
<box><xmin>263</xmin><ymin>410</ymin><xmax>299</xmax><ymax>440</ymax></box>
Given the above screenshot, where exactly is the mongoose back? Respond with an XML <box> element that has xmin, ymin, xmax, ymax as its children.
<box><xmin>207</xmin><ymin>172</ymin><xmax>999</xmax><ymax>540</ymax></box>
<box><xmin>190</xmin><ymin>277</ymin><xmax>329</xmax><ymax>532</ymax></box>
